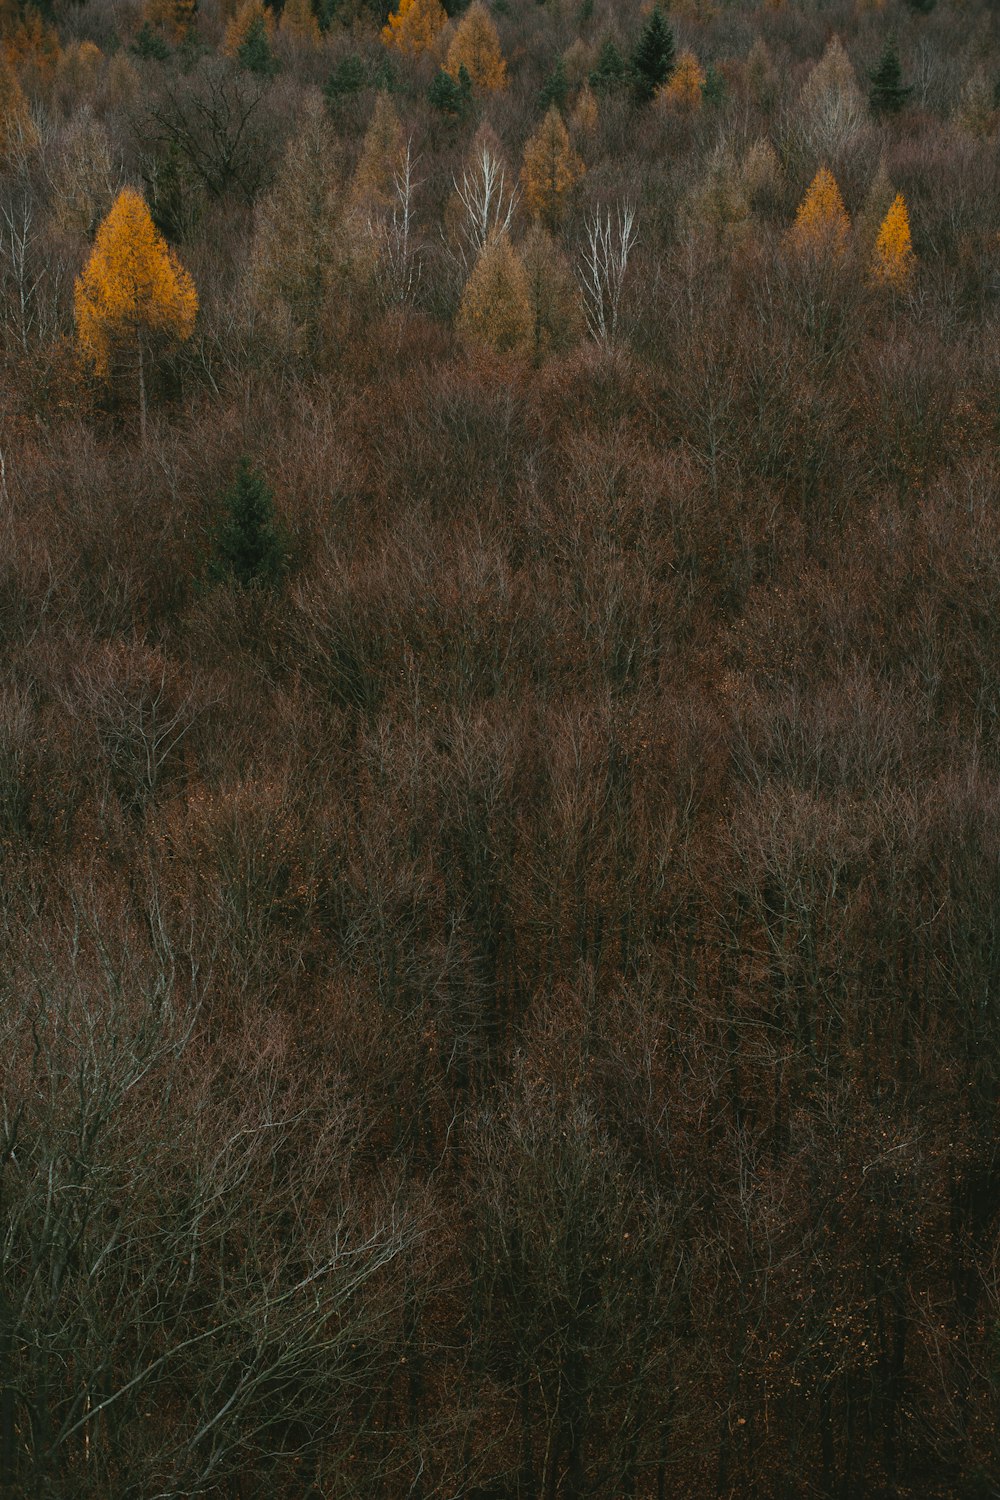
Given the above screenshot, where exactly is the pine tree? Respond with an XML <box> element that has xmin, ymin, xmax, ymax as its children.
<box><xmin>132</xmin><ymin>21</ymin><xmax>170</xmax><ymax>59</ymax></box>
<box><xmin>539</xmin><ymin>55</ymin><xmax>569</xmax><ymax>111</ymax></box>
<box><xmin>631</xmin><ymin>6</ymin><xmax>675</xmax><ymax>103</ymax></box>
<box><xmin>74</xmin><ymin>187</ymin><xmax>197</xmax><ymax>437</ymax></box>
<box><xmin>588</xmin><ymin>37</ymin><xmax>627</xmax><ymax>94</ymax></box>
<box><xmin>702</xmin><ymin>64</ymin><xmax>725</xmax><ymax>107</ymax></box>
<box><xmin>787</xmin><ymin>165</ymin><xmax>850</xmax><ymax>259</ymax></box>
<box><xmin>428</xmin><ymin>65</ymin><xmax>472</xmax><ymax>119</ymax></box>
<box><xmin>520</xmin><ymin>106</ymin><xmax>584</xmax><ymax>232</ymax></box>
<box><xmin>456</xmin><ymin>232</ymin><xmax>532</xmax><ymax>355</ymax></box>
<box><xmin>208</xmin><ymin>458</ymin><xmax>289</xmax><ymax>589</ymax></box>
<box><xmin>446</xmin><ymin>1</ymin><xmax>506</xmax><ymax>93</ymax></box>
<box><xmin>659</xmin><ymin>48</ymin><xmax>704</xmax><ymax>111</ymax></box>
<box><xmin>870</xmin><ymin>192</ymin><xmax>914</xmax><ymax>287</ymax></box>
<box><xmin>869</xmin><ymin>43</ymin><xmax>911</xmax><ymax>115</ymax></box>
<box><xmin>381</xmin><ymin>0</ymin><xmax>447</xmax><ymax>58</ymax></box>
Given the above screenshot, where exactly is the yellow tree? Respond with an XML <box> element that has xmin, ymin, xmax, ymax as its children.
<box><xmin>446</xmin><ymin>0</ymin><xmax>506</xmax><ymax>92</ymax></box>
<box><xmin>75</xmin><ymin>187</ymin><xmax>197</xmax><ymax>437</ymax></box>
<box><xmin>456</xmin><ymin>232</ymin><xmax>531</xmax><ymax>355</ymax></box>
<box><xmin>870</xmin><ymin>193</ymin><xmax>914</xmax><ymax>288</ymax></box>
<box><xmin>0</xmin><ymin>53</ymin><xmax>37</xmax><ymax>163</ymax></box>
<box><xmin>350</xmin><ymin>91</ymin><xmax>405</xmax><ymax>214</ymax></box>
<box><xmin>658</xmin><ymin>49</ymin><xmax>705</xmax><ymax>111</ymax></box>
<box><xmin>381</xmin><ymin>0</ymin><xmax>446</xmax><ymax>58</ymax></box>
<box><xmin>788</xmin><ymin>166</ymin><xmax>850</xmax><ymax>258</ymax></box>
<box><xmin>520</xmin><ymin>106</ymin><xmax>584</xmax><ymax>232</ymax></box>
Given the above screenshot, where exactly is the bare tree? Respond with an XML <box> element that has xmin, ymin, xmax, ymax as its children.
<box><xmin>577</xmin><ymin>202</ymin><xmax>638</xmax><ymax>346</ymax></box>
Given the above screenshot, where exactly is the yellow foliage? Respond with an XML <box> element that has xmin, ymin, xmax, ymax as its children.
<box><xmin>74</xmin><ymin>187</ymin><xmax>198</xmax><ymax>379</ymax></box>
<box><xmin>381</xmin><ymin>0</ymin><xmax>447</xmax><ymax>58</ymax></box>
<box><xmin>456</xmin><ymin>232</ymin><xmax>531</xmax><ymax>355</ymax></box>
<box><xmin>788</xmin><ymin>166</ymin><xmax>850</xmax><ymax>258</ymax></box>
<box><xmin>658</xmin><ymin>49</ymin><xmax>705</xmax><ymax>111</ymax></box>
<box><xmin>870</xmin><ymin>193</ymin><xmax>914</xmax><ymax>288</ymax></box>
<box><xmin>520</xmin><ymin>107</ymin><xmax>584</xmax><ymax>231</ymax></box>
<box><xmin>0</xmin><ymin>51</ymin><xmax>37</xmax><ymax>161</ymax></box>
<box><xmin>571</xmin><ymin>81</ymin><xmax>598</xmax><ymax>134</ymax></box>
<box><xmin>279</xmin><ymin>0</ymin><xmax>321</xmax><ymax>48</ymax></box>
<box><xmin>3</xmin><ymin>8</ymin><xmax>60</xmax><ymax>84</ymax></box>
<box><xmin>445</xmin><ymin>1</ymin><xmax>506</xmax><ymax>93</ymax></box>
<box><xmin>224</xmin><ymin>0</ymin><xmax>274</xmax><ymax>57</ymax></box>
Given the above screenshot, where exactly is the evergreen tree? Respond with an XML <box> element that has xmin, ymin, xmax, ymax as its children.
<box><xmin>238</xmin><ymin>14</ymin><xmax>277</xmax><ymax>75</ymax></box>
<box><xmin>702</xmin><ymin>64</ymin><xmax>725</xmax><ymax>108</ymax></box>
<box><xmin>132</xmin><ymin>20</ymin><xmax>171</xmax><ymax>59</ymax></box>
<box><xmin>428</xmin><ymin>65</ymin><xmax>473</xmax><ymax>120</ymax></box>
<box><xmin>324</xmin><ymin>52</ymin><xmax>366</xmax><ymax>103</ymax></box>
<box><xmin>631</xmin><ymin>6</ymin><xmax>675</xmax><ymax>104</ymax></box>
<box><xmin>539</xmin><ymin>55</ymin><xmax>569</xmax><ymax>111</ymax></box>
<box><xmin>208</xmin><ymin>459</ymin><xmax>290</xmax><ymax>589</ymax></box>
<box><xmin>869</xmin><ymin>43</ymin><xmax>911</xmax><ymax>116</ymax></box>
<box><xmin>588</xmin><ymin>37</ymin><xmax>627</xmax><ymax>94</ymax></box>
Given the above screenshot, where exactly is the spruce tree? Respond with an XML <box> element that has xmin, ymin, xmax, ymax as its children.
<box><xmin>428</xmin><ymin>65</ymin><xmax>472</xmax><ymax>119</ymax></box>
<box><xmin>238</xmin><ymin>14</ymin><xmax>277</xmax><ymax>75</ymax></box>
<box><xmin>588</xmin><ymin>38</ymin><xmax>628</xmax><ymax>94</ymax></box>
<box><xmin>869</xmin><ymin>43</ymin><xmax>911</xmax><ymax>115</ymax></box>
<box><xmin>208</xmin><ymin>459</ymin><xmax>289</xmax><ymax>589</ymax></box>
<box><xmin>631</xmin><ymin>6</ymin><xmax>675</xmax><ymax>103</ymax></box>
<box><xmin>539</xmin><ymin>55</ymin><xmax>569</xmax><ymax>110</ymax></box>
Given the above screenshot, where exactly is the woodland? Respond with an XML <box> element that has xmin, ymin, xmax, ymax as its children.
<box><xmin>0</xmin><ymin>0</ymin><xmax>1000</xmax><ymax>1493</ymax></box>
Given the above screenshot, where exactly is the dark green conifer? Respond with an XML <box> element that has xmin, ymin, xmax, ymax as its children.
<box><xmin>428</xmin><ymin>64</ymin><xmax>472</xmax><ymax>118</ymax></box>
<box><xmin>238</xmin><ymin>14</ymin><xmax>277</xmax><ymax>75</ymax></box>
<box><xmin>208</xmin><ymin>459</ymin><xmax>289</xmax><ymax>589</ymax></box>
<box><xmin>539</xmin><ymin>55</ymin><xmax>569</xmax><ymax>111</ymax></box>
<box><xmin>589</xmin><ymin>37</ymin><xmax>628</xmax><ymax>94</ymax></box>
<box><xmin>869</xmin><ymin>43</ymin><xmax>911</xmax><ymax>115</ymax></box>
<box><xmin>631</xmin><ymin>6</ymin><xmax>675</xmax><ymax>103</ymax></box>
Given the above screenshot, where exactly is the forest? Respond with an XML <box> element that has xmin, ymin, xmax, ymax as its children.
<box><xmin>1</xmin><ymin>0</ymin><xmax>1000</xmax><ymax>1492</ymax></box>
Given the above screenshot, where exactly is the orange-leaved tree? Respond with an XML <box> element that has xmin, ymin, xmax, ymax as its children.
<box><xmin>75</xmin><ymin>187</ymin><xmax>197</xmax><ymax>436</ymax></box>
<box><xmin>788</xmin><ymin>165</ymin><xmax>850</xmax><ymax>259</ymax></box>
<box><xmin>870</xmin><ymin>193</ymin><xmax>914</xmax><ymax>288</ymax></box>
<box><xmin>658</xmin><ymin>49</ymin><xmax>705</xmax><ymax>111</ymax></box>
<box><xmin>381</xmin><ymin>0</ymin><xmax>447</xmax><ymax>58</ymax></box>
<box><xmin>446</xmin><ymin>0</ymin><xmax>506</xmax><ymax>92</ymax></box>
<box><xmin>0</xmin><ymin>53</ymin><xmax>37</xmax><ymax>163</ymax></box>
<box><xmin>520</xmin><ymin>106</ymin><xmax>584</xmax><ymax>232</ymax></box>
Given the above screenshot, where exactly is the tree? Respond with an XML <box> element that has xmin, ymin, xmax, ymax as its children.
<box><xmin>522</xmin><ymin>220</ymin><xmax>583</xmax><ymax>360</ymax></box>
<box><xmin>870</xmin><ymin>192</ymin><xmax>914</xmax><ymax>287</ymax></box>
<box><xmin>208</xmin><ymin>457</ymin><xmax>290</xmax><ymax>588</ymax></box>
<box><xmin>539</xmin><ymin>54</ymin><xmax>569</xmax><ymax>111</ymax></box>
<box><xmin>869</xmin><ymin>43</ymin><xmax>911</xmax><ymax>116</ymax></box>
<box><xmin>143</xmin><ymin>0</ymin><xmax>197</xmax><ymax>44</ymax></box>
<box><xmin>74</xmin><ymin>186</ymin><xmax>197</xmax><ymax>438</ymax></box>
<box><xmin>0</xmin><ymin>53</ymin><xmax>37</xmax><ymax>165</ymax></box>
<box><xmin>350</xmin><ymin>90</ymin><xmax>405</xmax><ymax>213</ymax></box>
<box><xmin>445</xmin><ymin>1</ymin><xmax>506</xmax><ymax>93</ymax></box>
<box><xmin>279</xmin><ymin>0</ymin><xmax>322</xmax><ymax>50</ymax></box>
<box><xmin>520</xmin><ymin>106</ymin><xmax>584</xmax><ymax>232</ymax></box>
<box><xmin>632</xmin><ymin>6</ymin><xmax>675</xmax><ymax>103</ymax></box>
<box><xmin>787</xmin><ymin>166</ymin><xmax>850</xmax><ymax>259</ymax></box>
<box><xmin>658</xmin><ymin>48</ymin><xmax>705</xmax><ymax>111</ymax></box>
<box><xmin>223</xmin><ymin>0</ymin><xmax>274</xmax><ymax>61</ymax></box>
<box><xmin>238</xmin><ymin>12</ymin><xmax>277</xmax><ymax>74</ymax></box>
<box><xmin>381</xmin><ymin>0</ymin><xmax>447</xmax><ymax>58</ymax></box>
<box><xmin>428</xmin><ymin>64</ymin><xmax>472</xmax><ymax>120</ymax></box>
<box><xmin>588</xmin><ymin>37</ymin><xmax>627</xmax><ymax>94</ymax></box>
<box><xmin>456</xmin><ymin>232</ymin><xmax>532</xmax><ymax>355</ymax></box>
<box><xmin>797</xmin><ymin>35</ymin><xmax>865</xmax><ymax>159</ymax></box>
<box><xmin>571</xmin><ymin>81</ymin><xmax>599</xmax><ymax>132</ymax></box>
<box><xmin>248</xmin><ymin>92</ymin><xmax>352</xmax><ymax>361</ymax></box>
<box><xmin>446</xmin><ymin>126</ymin><xmax>518</xmax><ymax>268</ymax></box>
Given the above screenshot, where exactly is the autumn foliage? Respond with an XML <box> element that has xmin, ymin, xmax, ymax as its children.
<box><xmin>445</xmin><ymin>0</ymin><xmax>506</xmax><ymax>93</ymax></box>
<box><xmin>520</xmin><ymin>106</ymin><xmax>584</xmax><ymax>231</ymax></box>
<box><xmin>871</xmin><ymin>192</ymin><xmax>915</xmax><ymax>287</ymax></box>
<box><xmin>381</xmin><ymin>0</ymin><xmax>447</xmax><ymax>58</ymax></box>
<box><xmin>788</xmin><ymin>164</ymin><xmax>851</xmax><ymax>257</ymax></box>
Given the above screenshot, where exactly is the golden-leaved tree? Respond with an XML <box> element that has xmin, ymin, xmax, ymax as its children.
<box><xmin>659</xmin><ymin>49</ymin><xmax>705</xmax><ymax>111</ymax></box>
<box><xmin>788</xmin><ymin>166</ymin><xmax>850</xmax><ymax>259</ymax></box>
<box><xmin>223</xmin><ymin>0</ymin><xmax>274</xmax><ymax>57</ymax></box>
<box><xmin>75</xmin><ymin>187</ymin><xmax>197</xmax><ymax>436</ymax></box>
<box><xmin>520</xmin><ymin>107</ymin><xmax>584</xmax><ymax>233</ymax></box>
<box><xmin>446</xmin><ymin>1</ymin><xmax>506</xmax><ymax>92</ymax></box>
<box><xmin>521</xmin><ymin>221</ymin><xmax>583</xmax><ymax>360</ymax></box>
<box><xmin>381</xmin><ymin>0</ymin><xmax>447</xmax><ymax>58</ymax></box>
<box><xmin>350</xmin><ymin>91</ymin><xmax>406</xmax><ymax>214</ymax></box>
<box><xmin>456</xmin><ymin>232</ymin><xmax>531</xmax><ymax>355</ymax></box>
<box><xmin>870</xmin><ymin>193</ymin><xmax>914</xmax><ymax>288</ymax></box>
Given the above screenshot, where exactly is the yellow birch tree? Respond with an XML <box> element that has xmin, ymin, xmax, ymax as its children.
<box><xmin>75</xmin><ymin>187</ymin><xmax>197</xmax><ymax>436</ymax></box>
